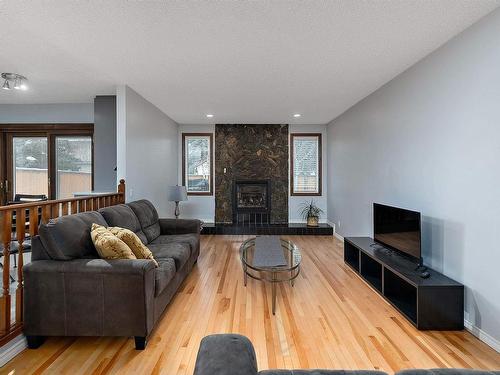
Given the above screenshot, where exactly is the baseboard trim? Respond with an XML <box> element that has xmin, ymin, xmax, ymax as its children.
<box><xmin>328</xmin><ymin>221</ymin><xmax>344</xmax><ymax>241</ymax></box>
<box><xmin>0</xmin><ymin>334</ymin><xmax>27</xmax><ymax>367</ymax></box>
<box><xmin>464</xmin><ymin>319</ymin><xmax>500</xmax><ymax>353</ymax></box>
<box><xmin>333</xmin><ymin>232</ymin><xmax>344</xmax><ymax>242</ymax></box>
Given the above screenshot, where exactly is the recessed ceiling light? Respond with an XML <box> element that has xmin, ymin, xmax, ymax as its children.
<box><xmin>206</xmin><ymin>114</ymin><xmax>214</xmax><ymax>118</ymax></box>
<box><xmin>293</xmin><ymin>114</ymin><xmax>301</xmax><ymax>118</ymax></box>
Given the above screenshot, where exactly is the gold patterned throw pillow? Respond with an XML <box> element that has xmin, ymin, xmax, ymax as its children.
<box><xmin>91</xmin><ymin>223</ymin><xmax>137</xmax><ymax>260</ymax></box>
<box><xmin>108</xmin><ymin>226</ymin><xmax>158</xmax><ymax>267</ymax></box>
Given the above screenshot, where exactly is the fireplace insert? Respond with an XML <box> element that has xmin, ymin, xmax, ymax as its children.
<box><xmin>233</xmin><ymin>180</ymin><xmax>271</xmax><ymax>224</ymax></box>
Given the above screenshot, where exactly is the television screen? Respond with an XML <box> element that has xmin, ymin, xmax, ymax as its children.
<box><xmin>373</xmin><ymin>203</ymin><xmax>421</xmax><ymax>261</ymax></box>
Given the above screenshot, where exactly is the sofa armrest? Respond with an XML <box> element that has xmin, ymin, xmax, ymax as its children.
<box><xmin>159</xmin><ymin>218</ymin><xmax>201</xmax><ymax>235</ymax></box>
<box><xmin>23</xmin><ymin>259</ymin><xmax>156</xmax><ymax>338</ymax></box>
<box><xmin>193</xmin><ymin>334</ymin><xmax>258</xmax><ymax>375</ymax></box>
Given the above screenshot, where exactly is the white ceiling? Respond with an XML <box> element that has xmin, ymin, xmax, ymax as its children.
<box><xmin>1</xmin><ymin>1</ymin><xmax>499</xmax><ymax>124</ymax></box>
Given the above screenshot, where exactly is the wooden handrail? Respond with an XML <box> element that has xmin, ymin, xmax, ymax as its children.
<box><xmin>0</xmin><ymin>192</ymin><xmax>122</xmax><ymax>211</ymax></box>
<box><xmin>0</xmin><ymin>179</ymin><xmax>126</xmax><ymax>346</ymax></box>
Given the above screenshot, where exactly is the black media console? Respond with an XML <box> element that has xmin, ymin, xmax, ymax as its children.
<box><xmin>344</xmin><ymin>237</ymin><xmax>464</xmax><ymax>330</ymax></box>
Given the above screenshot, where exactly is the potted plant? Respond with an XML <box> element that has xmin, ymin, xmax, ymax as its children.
<box><xmin>299</xmin><ymin>200</ymin><xmax>324</xmax><ymax>227</ymax></box>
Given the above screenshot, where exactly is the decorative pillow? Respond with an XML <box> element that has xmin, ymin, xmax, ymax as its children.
<box><xmin>108</xmin><ymin>226</ymin><xmax>158</xmax><ymax>267</ymax></box>
<box><xmin>90</xmin><ymin>223</ymin><xmax>136</xmax><ymax>260</ymax></box>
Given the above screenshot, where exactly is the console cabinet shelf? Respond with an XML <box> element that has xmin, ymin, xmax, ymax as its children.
<box><xmin>344</xmin><ymin>237</ymin><xmax>464</xmax><ymax>330</ymax></box>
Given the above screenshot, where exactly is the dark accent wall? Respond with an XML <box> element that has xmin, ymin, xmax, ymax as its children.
<box><xmin>215</xmin><ymin>124</ymin><xmax>288</xmax><ymax>224</ymax></box>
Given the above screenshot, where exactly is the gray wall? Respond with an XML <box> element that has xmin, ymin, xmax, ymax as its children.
<box><xmin>116</xmin><ymin>85</ymin><xmax>179</xmax><ymax>217</ymax></box>
<box><xmin>93</xmin><ymin>96</ymin><xmax>117</xmax><ymax>191</ymax></box>
<box><xmin>289</xmin><ymin>124</ymin><xmax>328</xmax><ymax>223</ymax></box>
<box><xmin>327</xmin><ymin>9</ymin><xmax>500</xmax><ymax>347</ymax></box>
<box><xmin>0</xmin><ymin>103</ymin><xmax>93</xmax><ymax>123</ymax></box>
<box><xmin>177</xmin><ymin>124</ymin><xmax>215</xmax><ymax>223</ymax></box>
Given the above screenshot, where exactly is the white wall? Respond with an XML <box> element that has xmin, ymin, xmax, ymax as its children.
<box><xmin>178</xmin><ymin>124</ymin><xmax>215</xmax><ymax>223</ymax></box>
<box><xmin>289</xmin><ymin>124</ymin><xmax>328</xmax><ymax>223</ymax></box>
<box><xmin>327</xmin><ymin>9</ymin><xmax>500</xmax><ymax>348</ymax></box>
<box><xmin>0</xmin><ymin>103</ymin><xmax>93</xmax><ymax>123</ymax></box>
<box><xmin>116</xmin><ymin>85</ymin><xmax>179</xmax><ymax>217</ymax></box>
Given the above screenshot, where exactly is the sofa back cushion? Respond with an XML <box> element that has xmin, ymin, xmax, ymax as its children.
<box><xmin>38</xmin><ymin>211</ymin><xmax>108</xmax><ymax>260</ymax></box>
<box><xmin>127</xmin><ymin>200</ymin><xmax>161</xmax><ymax>243</ymax></box>
<box><xmin>99</xmin><ymin>204</ymin><xmax>148</xmax><ymax>245</ymax></box>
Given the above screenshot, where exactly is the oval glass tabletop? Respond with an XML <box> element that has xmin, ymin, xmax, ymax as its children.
<box><xmin>240</xmin><ymin>237</ymin><xmax>302</xmax><ymax>279</ymax></box>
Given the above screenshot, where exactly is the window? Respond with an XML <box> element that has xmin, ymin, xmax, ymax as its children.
<box><xmin>182</xmin><ymin>133</ymin><xmax>213</xmax><ymax>195</ymax></box>
<box><xmin>56</xmin><ymin>136</ymin><xmax>93</xmax><ymax>199</ymax></box>
<box><xmin>13</xmin><ymin>136</ymin><xmax>49</xmax><ymax>197</ymax></box>
<box><xmin>290</xmin><ymin>133</ymin><xmax>322</xmax><ymax>196</ymax></box>
<box><xmin>0</xmin><ymin>124</ymin><xmax>94</xmax><ymax>204</ymax></box>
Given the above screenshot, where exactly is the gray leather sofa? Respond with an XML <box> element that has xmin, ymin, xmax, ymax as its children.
<box><xmin>193</xmin><ymin>334</ymin><xmax>500</xmax><ymax>375</ymax></box>
<box><xmin>23</xmin><ymin>199</ymin><xmax>200</xmax><ymax>350</ymax></box>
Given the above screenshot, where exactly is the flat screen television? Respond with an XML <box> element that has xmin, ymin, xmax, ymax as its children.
<box><xmin>373</xmin><ymin>203</ymin><xmax>421</xmax><ymax>263</ymax></box>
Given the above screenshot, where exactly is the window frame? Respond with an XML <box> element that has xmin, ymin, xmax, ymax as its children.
<box><xmin>290</xmin><ymin>133</ymin><xmax>322</xmax><ymax>196</ymax></box>
<box><xmin>0</xmin><ymin>124</ymin><xmax>94</xmax><ymax>203</ymax></box>
<box><xmin>182</xmin><ymin>132</ymin><xmax>213</xmax><ymax>196</ymax></box>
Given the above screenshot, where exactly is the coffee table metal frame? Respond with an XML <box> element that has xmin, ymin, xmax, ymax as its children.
<box><xmin>239</xmin><ymin>237</ymin><xmax>301</xmax><ymax>315</ymax></box>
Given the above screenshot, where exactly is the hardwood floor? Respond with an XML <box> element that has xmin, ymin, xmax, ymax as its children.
<box><xmin>3</xmin><ymin>235</ymin><xmax>500</xmax><ymax>374</ymax></box>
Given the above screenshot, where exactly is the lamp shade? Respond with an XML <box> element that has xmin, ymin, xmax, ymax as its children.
<box><xmin>167</xmin><ymin>185</ymin><xmax>188</xmax><ymax>202</ymax></box>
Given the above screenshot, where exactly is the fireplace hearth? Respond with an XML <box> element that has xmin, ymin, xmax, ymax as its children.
<box><xmin>233</xmin><ymin>180</ymin><xmax>271</xmax><ymax>224</ymax></box>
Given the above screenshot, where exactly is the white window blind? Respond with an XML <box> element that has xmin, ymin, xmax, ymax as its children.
<box><xmin>292</xmin><ymin>135</ymin><xmax>320</xmax><ymax>194</ymax></box>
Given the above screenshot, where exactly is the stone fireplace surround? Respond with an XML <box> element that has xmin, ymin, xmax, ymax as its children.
<box><xmin>215</xmin><ymin>124</ymin><xmax>288</xmax><ymax>224</ymax></box>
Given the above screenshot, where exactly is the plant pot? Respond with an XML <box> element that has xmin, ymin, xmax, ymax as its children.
<box><xmin>307</xmin><ymin>216</ymin><xmax>319</xmax><ymax>227</ymax></box>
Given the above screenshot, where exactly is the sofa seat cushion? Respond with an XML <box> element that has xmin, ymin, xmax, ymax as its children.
<box><xmin>154</xmin><ymin>258</ymin><xmax>176</xmax><ymax>297</ymax></box>
<box><xmin>127</xmin><ymin>200</ymin><xmax>161</xmax><ymax>243</ymax></box>
<box><xmin>99</xmin><ymin>204</ymin><xmax>148</xmax><ymax>245</ymax></box>
<box><xmin>38</xmin><ymin>211</ymin><xmax>108</xmax><ymax>260</ymax></box>
<box><xmin>148</xmin><ymin>242</ymin><xmax>190</xmax><ymax>270</ymax></box>
<box><xmin>150</xmin><ymin>234</ymin><xmax>197</xmax><ymax>255</ymax></box>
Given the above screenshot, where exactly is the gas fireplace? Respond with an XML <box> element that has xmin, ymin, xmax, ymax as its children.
<box><xmin>233</xmin><ymin>180</ymin><xmax>271</xmax><ymax>224</ymax></box>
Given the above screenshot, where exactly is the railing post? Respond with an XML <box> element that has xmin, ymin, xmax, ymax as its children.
<box><xmin>118</xmin><ymin>179</ymin><xmax>126</xmax><ymax>203</ymax></box>
<box><xmin>0</xmin><ymin>210</ymin><xmax>12</xmax><ymax>335</ymax></box>
<box><xmin>15</xmin><ymin>208</ymin><xmax>25</xmax><ymax>325</ymax></box>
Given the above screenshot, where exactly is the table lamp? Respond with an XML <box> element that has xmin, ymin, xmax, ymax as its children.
<box><xmin>168</xmin><ymin>185</ymin><xmax>188</xmax><ymax>219</ymax></box>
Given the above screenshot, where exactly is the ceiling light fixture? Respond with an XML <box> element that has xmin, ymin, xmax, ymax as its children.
<box><xmin>293</xmin><ymin>113</ymin><xmax>301</xmax><ymax>118</ymax></box>
<box><xmin>1</xmin><ymin>73</ymin><xmax>28</xmax><ymax>91</ymax></box>
<box><xmin>206</xmin><ymin>114</ymin><xmax>214</xmax><ymax>118</ymax></box>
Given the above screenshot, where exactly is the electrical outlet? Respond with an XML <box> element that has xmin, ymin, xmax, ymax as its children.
<box><xmin>129</xmin><ymin>188</ymin><xmax>134</xmax><ymax>198</ymax></box>
<box><xmin>337</xmin><ymin>220</ymin><xmax>341</xmax><ymax>228</ymax></box>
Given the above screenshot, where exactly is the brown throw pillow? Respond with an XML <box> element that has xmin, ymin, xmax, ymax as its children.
<box><xmin>90</xmin><ymin>223</ymin><xmax>136</xmax><ymax>260</ymax></box>
<box><xmin>108</xmin><ymin>226</ymin><xmax>158</xmax><ymax>267</ymax></box>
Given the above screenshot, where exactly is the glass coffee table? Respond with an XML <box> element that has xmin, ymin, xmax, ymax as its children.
<box><xmin>240</xmin><ymin>237</ymin><xmax>302</xmax><ymax>315</ymax></box>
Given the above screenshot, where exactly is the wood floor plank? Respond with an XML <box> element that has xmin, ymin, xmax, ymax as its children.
<box><xmin>2</xmin><ymin>235</ymin><xmax>500</xmax><ymax>374</ymax></box>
